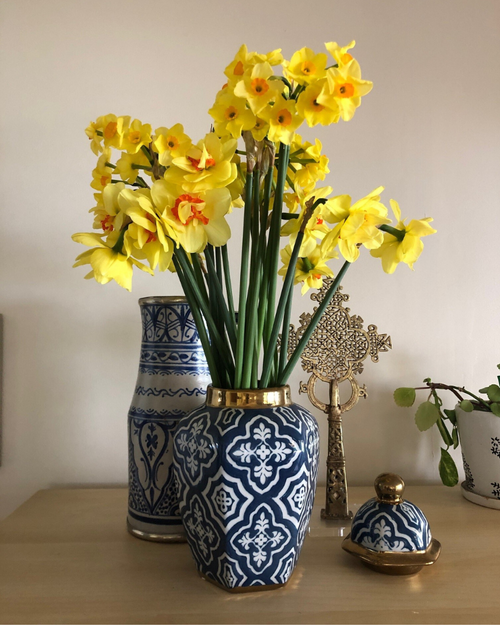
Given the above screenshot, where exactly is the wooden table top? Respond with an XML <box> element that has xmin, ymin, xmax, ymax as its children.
<box><xmin>0</xmin><ymin>485</ymin><xmax>498</xmax><ymax>624</ymax></box>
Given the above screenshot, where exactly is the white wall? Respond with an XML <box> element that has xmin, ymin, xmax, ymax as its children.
<box><xmin>1</xmin><ymin>0</ymin><xmax>499</xmax><ymax>519</ymax></box>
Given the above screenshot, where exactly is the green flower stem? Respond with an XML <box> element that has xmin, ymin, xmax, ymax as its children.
<box><xmin>131</xmin><ymin>164</ymin><xmax>153</xmax><ymax>171</ymax></box>
<box><xmin>221</xmin><ymin>245</ymin><xmax>236</xmax><ymax>326</ymax></box>
<box><xmin>263</xmin><ymin>143</ymin><xmax>289</xmax><ymax>353</ymax></box>
<box><xmin>191</xmin><ymin>253</ymin><xmax>209</xmax><ymax>307</ymax></box>
<box><xmin>241</xmin><ymin>170</ymin><xmax>263</xmax><ymax>388</ymax></box>
<box><xmin>234</xmin><ymin>171</ymin><xmax>254</xmax><ymax>389</ymax></box>
<box><xmin>278</xmin><ymin>286</ymin><xmax>293</xmax><ymax>379</ymax></box>
<box><xmin>175</xmin><ymin>247</ymin><xmax>234</xmax><ymax>381</ymax></box>
<box><xmin>109</xmin><ymin>179</ymin><xmax>143</xmax><ymax>188</ymax></box>
<box><xmin>140</xmin><ymin>145</ymin><xmax>154</xmax><ymax>166</ymax></box>
<box><xmin>278</xmin><ymin>260</ymin><xmax>351</xmax><ymax>385</ymax></box>
<box><xmin>282</xmin><ymin>213</ymin><xmax>298</xmax><ymax>220</ymax></box>
<box><xmin>204</xmin><ymin>248</ymin><xmax>237</xmax><ymax>352</ymax></box>
<box><xmin>105</xmin><ymin>162</ymin><xmax>116</xmax><ymax>169</ymax></box>
<box><xmin>379</xmin><ymin>224</ymin><xmax>405</xmax><ymax>241</ymax></box>
<box><xmin>256</xmin><ymin>167</ymin><xmax>274</xmax><ymax>358</ymax></box>
<box><xmin>172</xmin><ymin>255</ymin><xmax>222</xmax><ymax>387</ymax></box>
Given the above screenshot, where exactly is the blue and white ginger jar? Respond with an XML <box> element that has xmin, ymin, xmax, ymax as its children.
<box><xmin>351</xmin><ymin>473</ymin><xmax>431</xmax><ymax>552</ymax></box>
<box><xmin>173</xmin><ymin>386</ymin><xmax>320</xmax><ymax>591</ymax></box>
<box><xmin>127</xmin><ymin>296</ymin><xmax>211</xmax><ymax>542</ymax></box>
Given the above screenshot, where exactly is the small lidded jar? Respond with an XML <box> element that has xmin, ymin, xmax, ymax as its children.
<box><xmin>342</xmin><ymin>473</ymin><xmax>441</xmax><ymax>574</ymax></box>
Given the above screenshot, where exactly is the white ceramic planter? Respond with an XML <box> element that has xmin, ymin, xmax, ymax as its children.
<box><xmin>456</xmin><ymin>405</ymin><xmax>500</xmax><ymax>509</ymax></box>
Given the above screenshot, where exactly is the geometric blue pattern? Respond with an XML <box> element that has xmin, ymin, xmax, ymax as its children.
<box><xmin>127</xmin><ymin>298</ymin><xmax>211</xmax><ymax>535</ymax></box>
<box><xmin>351</xmin><ymin>497</ymin><xmax>431</xmax><ymax>553</ymax></box>
<box><xmin>173</xmin><ymin>402</ymin><xmax>320</xmax><ymax>588</ymax></box>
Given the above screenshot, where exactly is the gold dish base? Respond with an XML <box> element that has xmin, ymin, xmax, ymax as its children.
<box><xmin>199</xmin><ymin>571</ymin><xmax>288</xmax><ymax>593</ymax></box>
<box><xmin>342</xmin><ymin>534</ymin><xmax>441</xmax><ymax>575</ymax></box>
<box><xmin>127</xmin><ymin>520</ymin><xmax>187</xmax><ymax>543</ymax></box>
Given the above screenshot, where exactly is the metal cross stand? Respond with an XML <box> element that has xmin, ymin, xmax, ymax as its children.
<box><xmin>287</xmin><ymin>280</ymin><xmax>392</xmax><ymax>521</ymax></box>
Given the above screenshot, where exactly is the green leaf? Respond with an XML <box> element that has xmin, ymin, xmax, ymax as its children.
<box><xmin>490</xmin><ymin>403</ymin><xmax>500</xmax><ymax>417</ymax></box>
<box><xmin>423</xmin><ymin>377</ymin><xmax>431</xmax><ymax>384</ymax></box>
<box><xmin>394</xmin><ymin>387</ymin><xmax>416</xmax><ymax>407</ymax></box>
<box><xmin>479</xmin><ymin>387</ymin><xmax>489</xmax><ymax>394</ymax></box>
<box><xmin>452</xmin><ymin>427</ymin><xmax>459</xmax><ymax>449</ymax></box>
<box><xmin>439</xmin><ymin>448</ymin><xmax>459</xmax><ymax>486</ymax></box>
<box><xmin>460</xmin><ymin>400</ymin><xmax>474</xmax><ymax>412</ymax></box>
<box><xmin>485</xmin><ymin>384</ymin><xmax>500</xmax><ymax>402</ymax></box>
<box><xmin>443</xmin><ymin>408</ymin><xmax>457</xmax><ymax>425</ymax></box>
<box><xmin>415</xmin><ymin>401</ymin><xmax>440</xmax><ymax>431</ymax></box>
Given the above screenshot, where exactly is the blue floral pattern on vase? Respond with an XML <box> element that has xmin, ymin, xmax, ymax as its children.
<box><xmin>351</xmin><ymin>497</ymin><xmax>431</xmax><ymax>552</ymax></box>
<box><xmin>173</xmin><ymin>401</ymin><xmax>320</xmax><ymax>589</ymax></box>
<box><xmin>128</xmin><ymin>297</ymin><xmax>211</xmax><ymax>539</ymax></box>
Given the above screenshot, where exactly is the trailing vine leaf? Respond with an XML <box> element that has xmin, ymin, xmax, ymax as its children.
<box><xmin>439</xmin><ymin>448</ymin><xmax>459</xmax><ymax>487</ymax></box>
<box><xmin>451</xmin><ymin>427</ymin><xmax>459</xmax><ymax>449</ymax></box>
<box><xmin>394</xmin><ymin>387</ymin><xmax>416</xmax><ymax>407</ymax></box>
<box><xmin>443</xmin><ymin>408</ymin><xmax>457</xmax><ymax>425</ymax></box>
<box><xmin>460</xmin><ymin>400</ymin><xmax>474</xmax><ymax>412</ymax></box>
<box><xmin>415</xmin><ymin>401</ymin><xmax>440</xmax><ymax>431</ymax></box>
<box><xmin>490</xmin><ymin>403</ymin><xmax>500</xmax><ymax>417</ymax></box>
<box><xmin>436</xmin><ymin>416</ymin><xmax>453</xmax><ymax>447</ymax></box>
<box><xmin>485</xmin><ymin>385</ymin><xmax>500</xmax><ymax>403</ymax></box>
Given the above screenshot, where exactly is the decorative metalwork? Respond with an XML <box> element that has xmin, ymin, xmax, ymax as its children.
<box><xmin>288</xmin><ymin>279</ymin><xmax>392</xmax><ymax>520</ymax></box>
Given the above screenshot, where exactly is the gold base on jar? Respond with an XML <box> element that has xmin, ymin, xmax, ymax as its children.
<box><xmin>342</xmin><ymin>534</ymin><xmax>441</xmax><ymax>575</ymax></box>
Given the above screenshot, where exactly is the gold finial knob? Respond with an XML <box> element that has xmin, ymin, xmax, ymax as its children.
<box><xmin>374</xmin><ymin>473</ymin><xmax>405</xmax><ymax>504</ymax></box>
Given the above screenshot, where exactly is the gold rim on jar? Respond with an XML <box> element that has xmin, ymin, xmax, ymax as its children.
<box><xmin>206</xmin><ymin>385</ymin><xmax>292</xmax><ymax>408</ymax></box>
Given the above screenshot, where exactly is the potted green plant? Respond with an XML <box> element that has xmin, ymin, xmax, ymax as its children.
<box><xmin>394</xmin><ymin>367</ymin><xmax>500</xmax><ymax>508</ymax></box>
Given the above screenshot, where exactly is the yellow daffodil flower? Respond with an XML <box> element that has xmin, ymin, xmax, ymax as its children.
<box><xmin>165</xmin><ymin>133</ymin><xmax>237</xmax><ymax>193</ymax></box>
<box><xmin>317</xmin><ymin>61</ymin><xmax>373</xmax><ymax>122</ymax></box>
<box><xmin>321</xmin><ymin>187</ymin><xmax>390</xmax><ymax>262</ymax></box>
<box><xmin>325</xmin><ymin>41</ymin><xmax>356</xmax><ymax>67</ymax></box>
<box><xmin>153</xmin><ymin>124</ymin><xmax>192</xmax><ymax>167</ymax></box>
<box><xmin>114</xmin><ymin>150</ymin><xmax>151</xmax><ymax>183</ymax></box>
<box><xmin>90</xmin><ymin>181</ymin><xmax>128</xmax><ymax>233</ymax></box>
<box><xmin>224</xmin><ymin>45</ymin><xmax>284</xmax><ymax>85</ymax></box>
<box><xmin>72</xmin><ymin>231</ymin><xmax>153</xmax><ymax>291</ymax></box>
<box><xmin>100</xmin><ymin>114</ymin><xmax>130</xmax><ymax>150</ymax></box>
<box><xmin>284</xmin><ymin>47</ymin><xmax>327</xmax><ymax>85</ymax></box>
<box><xmin>151</xmin><ymin>180</ymin><xmax>232</xmax><ymax>254</ymax></box>
<box><xmin>296</xmin><ymin>80</ymin><xmax>340</xmax><ymax>127</ymax></box>
<box><xmin>280</xmin><ymin>186</ymin><xmax>332</xmax><ymax>255</ymax></box>
<box><xmin>85</xmin><ymin>120</ymin><xmax>103</xmax><ymax>155</ymax></box>
<box><xmin>260</xmin><ymin>95</ymin><xmax>303</xmax><ymax>145</ymax></box>
<box><xmin>370</xmin><ymin>200</ymin><xmax>437</xmax><ymax>273</ymax></box>
<box><xmin>90</xmin><ymin>149</ymin><xmax>114</xmax><ymax>191</ymax></box>
<box><xmin>117</xmin><ymin>188</ymin><xmax>175</xmax><ymax>271</ymax></box>
<box><xmin>234</xmin><ymin>62</ymin><xmax>284</xmax><ymax>115</ymax></box>
<box><xmin>250</xmin><ymin>116</ymin><xmax>270</xmax><ymax>141</ymax></box>
<box><xmin>120</xmin><ymin>119</ymin><xmax>152</xmax><ymax>154</ymax></box>
<box><xmin>209</xmin><ymin>89</ymin><xmax>256</xmax><ymax>139</ymax></box>
<box><xmin>290</xmin><ymin>136</ymin><xmax>330</xmax><ymax>190</ymax></box>
<box><xmin>279</xmin><ymin>243</ymin><xmax>337</xmax><ymax>294</ymax></box>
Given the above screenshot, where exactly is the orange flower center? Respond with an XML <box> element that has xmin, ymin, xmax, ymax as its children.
<box><xmin>254</xmin><ymin>118</ymin><xmax>265</xmax><ymax>129</ymax></box>
<box><xmin>100</xmin><ymin>215</ymin><xmax>114</xmax><ymax>232</ymax></box>
<box><xmin>251</xmin><ymin>78</ymin><xmax>269</xmax><ymax>96</ymax></box>
<box><xmin>172</xmin><ymin>194</ymin><xmax>208</xmax><ymax>225</ymax></box>
<box><xmin>313</xmin><ymin>273</ymin><xmax>321</xmax><ymax>280</ymax></box>
<box><xmin>316</xmin><ymin>218</ymin><xmax>324</xmax><ymax>225</ymax></box>
<box><xmin>336</xmin><ymin>83</ymin><xmax>355</xmax><ymax>98</ymax></box>
<box><xmin>128</xmin><ymin>130</ymin><xmax>142</xmax><ymax>144</ymax></box>
<box><xmin>225</xmin><ymin>106</ymin><xmax>239</xmax><ymax>120</ymax></box>
<box><xmin>167</xmin><ymin>136</ymin><xmax>179</xmax><ymax>149</ymax></box>
<box><xmin>276</xmin><ymin>109</ymin><xmax>292</xmax><ymax>126</ymax></box>
<box><xmin>234</xmin><ymin>61</ymin><xmax>244</xmax><ymax>76</ymax></box>
<box><xmin>188</xmin><ymin>156</ymin><xmax>216</xmax><ymax>170</ymax></box>
<box><xmin>341</xmin><ymin>53</ymin><xmax>353</xmax><ymax>64</ymax></box>
<box><xmin>312</xmin><ymin>98</ymin><xmax>324</xmax><ymax>111</ymax></box>
<box><xmin>104</xmin><ymin>121</ymin><xmax>117</xmax><ymax>139</ymax></box>
<box><xmin>146</xmin><ymin>232</ymin><xmax>157</xmax><ymax>243</ymax></box>
<box><xmin>301</xmin><ymin>60</ymin><xmax>316</xmax><ymax>75</ymax></box>
<box><xmin>100</xmin><ymin>174</ymin><xmax>110</xmax><ymax>186</ymax></box>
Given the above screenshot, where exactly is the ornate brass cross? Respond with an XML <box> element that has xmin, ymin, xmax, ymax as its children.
<box><xmin>287</xmin><ymin>280</ymin><xmax>392</xmax><ymax>520</ymax></box>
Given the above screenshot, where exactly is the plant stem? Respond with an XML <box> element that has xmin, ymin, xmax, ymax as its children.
<box><xmin>204</xmin><ymin>248</ymin><xmax>237</xmax><ymax>352</ymax></box>
<box><xmin>234</xmin><ymin>171</ymin><xmax>254</xmax><ymax>389</ymax></box>
<box><xmin>379</xmin><ymin>224</ymin><xmax>405</xmax><ymax>241</ymax></box>
<box><xmin>278</xmin><ymin>285</ymin><xmax>293</xmax><ymax>379</ymax></box>
<box><xmin>221</xmin><ymin>245</ymin><xmax>236</xmax><ymax>326</ymax></box>
<box><xmin>172</xmin><ymin>255</ymin><xmax>221</xmax><ymax>387</ymax></box>
<box><xmin>278</xmin><ymin>260</ymin><xmax>351</xmax><ymax>385</ymax></box>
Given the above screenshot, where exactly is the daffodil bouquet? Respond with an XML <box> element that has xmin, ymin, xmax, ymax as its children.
<box><xmin>73</xmin><ymin>42</ymin><xmax>436</xmax><ymax>390</ymax></box>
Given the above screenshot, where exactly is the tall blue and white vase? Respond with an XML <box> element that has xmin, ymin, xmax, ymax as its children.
<box><xmin>173</xmin><ymin>386</ymin><xmax>320</xmax><ymax>591</ymax></box>
<box><xmin>127</xmin><ymin>296</ymin><xmax>211</xmax><ymax>542</ymax></box>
